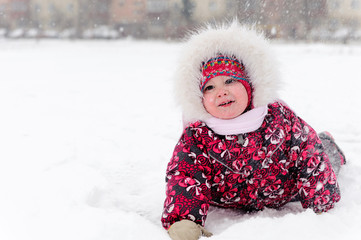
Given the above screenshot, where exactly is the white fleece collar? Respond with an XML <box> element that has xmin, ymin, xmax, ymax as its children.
<box><xmin>204</xmin><ymin>105</ymin><xmax>268</xmax><ymax>135</ymax></box>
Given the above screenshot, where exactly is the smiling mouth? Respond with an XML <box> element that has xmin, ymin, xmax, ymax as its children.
<box><xmin>219</xmin><ymin>100</ymin><xmax>235</xmax><ymax>107</ymax></box>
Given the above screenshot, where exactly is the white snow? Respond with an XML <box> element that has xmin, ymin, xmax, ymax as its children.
<box><xmin>0</xmin><ymin>40</ymin><xmax>360</xmax><ymax>240</ymax></box>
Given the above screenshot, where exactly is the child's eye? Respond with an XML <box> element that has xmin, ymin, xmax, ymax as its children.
<box><xmin>225</xmin><ymin>78</ymin><xmax>236</xmax><ymax>84</ymax></box>
<box><xmin>203</xmin><ymin>85</ymin><xmax>214</xmax><ymax>92</ymax></box>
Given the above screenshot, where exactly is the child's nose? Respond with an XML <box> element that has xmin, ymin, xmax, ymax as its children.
<box><xmin>217</xmin><ymin>88</ymin><xmax>229</xmax><ymax>97</ymax></box>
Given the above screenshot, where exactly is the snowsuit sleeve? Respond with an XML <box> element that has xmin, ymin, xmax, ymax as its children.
<box><xmin>284</xmin><ymin>104</ymin><xmax>341</xmax><ymax>213</ymax></box>
<box><xmin>161</xmin><ymin>125</ymin><xmax>213</xmax><ymax>230</ymax></box>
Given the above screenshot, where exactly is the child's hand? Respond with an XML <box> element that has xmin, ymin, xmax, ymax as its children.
<box><xmin>168</xmin><ymin>219</ymin><xmax>213</xmax><ymax>240</ymax></box>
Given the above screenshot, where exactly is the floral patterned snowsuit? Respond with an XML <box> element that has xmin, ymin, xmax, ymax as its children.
<box><xmin>161</xmin><ymin>102</ymin><xmax>340</xmax><ymax>229</ymax></box>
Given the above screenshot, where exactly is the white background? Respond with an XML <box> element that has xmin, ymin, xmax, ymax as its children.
<box><xmin>0</xmin><ymin>40</ymin><xmax>360</xmax><ymax>239</ymax></box>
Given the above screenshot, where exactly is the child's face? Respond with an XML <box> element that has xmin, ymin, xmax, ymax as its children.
<box><xmin>202</xmin><ymin>75</ymin><xmax>249</xmax><ymax>119</ymax></box>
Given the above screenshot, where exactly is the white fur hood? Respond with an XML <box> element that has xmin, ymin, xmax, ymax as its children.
<box><xmin>174</xmin><ymin>22</ymin><xmax>282</xmax><ymax>123</ymax></box>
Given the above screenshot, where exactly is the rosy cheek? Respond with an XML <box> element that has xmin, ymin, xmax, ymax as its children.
<box><xmin>202</xmin><ymin>96</ymin><xmax>214</xmax><ymax>109</ymax></box>
<box><xmin>205</xmin><ymin>96</ymin><xmax>213</xmax><ymax>103</ymax></box>
<box><xmin>207</xmin><ymin>98</ymin><xmax>214</xmax><ymax>104</ymax></box>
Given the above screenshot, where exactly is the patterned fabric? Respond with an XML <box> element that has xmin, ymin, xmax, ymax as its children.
<box><xmin>161</xmin><ymin>102</ymin><xmax>341</xmax><ymax>229</ymax></box>
<box><xmin>200</xmin><ymin>55</ymin><xmax>252</xmax><ymax>106</ymax></box>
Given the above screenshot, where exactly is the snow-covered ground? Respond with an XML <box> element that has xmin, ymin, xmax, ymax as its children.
<box><xmin>0</xmin><ymin>39</ymin><xmax>360</xmax><ymax>240</ymax></box>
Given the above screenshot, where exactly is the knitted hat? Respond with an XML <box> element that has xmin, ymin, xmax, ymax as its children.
<box><xmin>200</xmin><ymin>55</ymin><xmax>252</xmax><ymax>107</ymax></box>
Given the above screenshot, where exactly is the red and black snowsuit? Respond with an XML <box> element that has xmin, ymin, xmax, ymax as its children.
<box><xmin>161</xmin><ymin>102</ymin><xmax>340</xmax><ymax>229</ymax></box>
<box><xmin>161</xmin><ymin>23</ymin><xmax>343</xmax><ymax>230</ymax></box>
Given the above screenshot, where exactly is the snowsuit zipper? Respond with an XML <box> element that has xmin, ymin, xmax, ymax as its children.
<box><xmin>209</xmin><ymin>140</ymin><xmax>284</xmax><ymax>175</ymax></box>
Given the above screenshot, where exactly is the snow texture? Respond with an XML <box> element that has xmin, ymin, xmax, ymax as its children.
<box><xmin>0</xmin><ymin>40</ymin><xmax>361</xmax><ymax>240</ymax></box>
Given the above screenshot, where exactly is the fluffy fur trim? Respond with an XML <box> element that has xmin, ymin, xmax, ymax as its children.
<box><xmin>174</xmin><ymin>21</ymin><xmax>282</xmax><ymax>123</ymax></box>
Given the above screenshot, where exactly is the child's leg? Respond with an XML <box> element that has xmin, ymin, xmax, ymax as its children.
<box><xmin>318</xmin><ymin>131</ymin><xmax>346</xmax><ymax>176</ymax></box>
<box><xmin>290</xmin><ymin>132</ymin><xmax>345</xmax><ymax>203</ymax></box>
